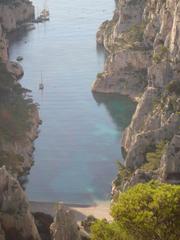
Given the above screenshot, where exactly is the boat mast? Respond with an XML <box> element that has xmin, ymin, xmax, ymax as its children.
<box><xmin>41</xmin><ymin>72</ymin><xmax>43</xmax><ymax>83</ymax></box>
<box><xmin>44</xmin><ymin>0</ymin><xmax>48</xmax><ymax>10</ymax></box>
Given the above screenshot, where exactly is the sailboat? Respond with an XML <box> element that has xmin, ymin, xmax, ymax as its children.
<box><xmin>40</xmin><ymin>0</ymin><xmax>50</xmax><ymax>21</ymax></box>
<box><xmin>39</xmin><ymin>72</ymin><xmax>44</xmax><ymax>90</ymax></box>
<box><xmin>34</xmin><ymin>1</ymin><xmax>50</xmax><ymax>23</ymax></box>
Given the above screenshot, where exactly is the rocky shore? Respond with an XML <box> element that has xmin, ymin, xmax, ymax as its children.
<box><xmin>92</xmin><ymin>0</ymin><xmax>180</xmax><ymax>193</ymax></box>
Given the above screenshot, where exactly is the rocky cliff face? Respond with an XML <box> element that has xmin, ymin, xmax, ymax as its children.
<box><xmin>93</xmin><ymin>0</ymin><xmax>180</xmax><ymax>186</ymax></box>
<box><xmin>0</xmin><ymin>0</ymin><xmax>40</xmax><ymax>177</ymax></box>
<box><xmin>50</xmin><ymin>204</ymin><xmax>81</xmax><ymax>240</ymax></box>
<box><xmin>0</xmin><ymin>0</ymin><xmax>34</xmax><ymax>60</ymax></box>
<box><xmin>0</xmin><ymin>166</ymin><xmax>40</xmax><ymax>240</ymax></box>
<box><xmin>0</xmin><ymin>0</ymin><xmax>34</xmax><ymax>32</ymax></box>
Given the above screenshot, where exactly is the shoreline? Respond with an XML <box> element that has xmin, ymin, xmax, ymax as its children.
<box><xmin>30</xmin><ymin>200</ymin><xmax>112</xmax><ymax>221</ymax></box>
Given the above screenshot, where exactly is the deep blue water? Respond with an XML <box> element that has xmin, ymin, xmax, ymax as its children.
<box><xmin>9</xmin><ymin>0</ymin><xmax>135</xmax><ymax>204</ymax></box>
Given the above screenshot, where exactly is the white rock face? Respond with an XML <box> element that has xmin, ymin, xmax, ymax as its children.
<box><xmin>93</xmin><ymin>0</ymin><xmax>180</xmax><ymax>180</ymax></box>
<box><xmin>0</xmin><ymin>166</ymin><xmax>40</xmax><ymax>240</ymax></box>
<box><xmin>161</xmin><ymin>135</ymin><xmax>180</xmax><ymax>183</ymax></box>
<box><xmin>93</xmin><ymin>0</ymin><xmax>149</xmax><ymax>98</ymax></box>
<box><xmin>92</xmin><ymin>49</ymin><xmax>151</xmax><ymax>98</ymax></box>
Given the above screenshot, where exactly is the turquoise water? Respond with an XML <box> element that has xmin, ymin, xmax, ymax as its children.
<box><xmin>9</xmin><ymin>0</ymin><xmax>136</xmax><ymax>204</ymax></box>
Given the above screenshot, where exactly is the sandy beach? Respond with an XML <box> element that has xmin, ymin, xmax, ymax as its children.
<box><xmin>30</xmin><ymin>201</ymin><xmax>112</xmax><ymax>221</ymax></box>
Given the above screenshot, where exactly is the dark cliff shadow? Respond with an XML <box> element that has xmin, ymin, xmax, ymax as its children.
<box><xmin>8</xmin><ymin>27</ymin><xmax>34</xmax><ymax>46</ymax></box>
<box><xmin>96</xmin><ymin>43</ymin><xmax>109</xmax><ymax>61</ymax></box>
<box><xmin>92</xmin><ymin>92</ymin><xmax>136</xmax><ymax>131</ymax></box>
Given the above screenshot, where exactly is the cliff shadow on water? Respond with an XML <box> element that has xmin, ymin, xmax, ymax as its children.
<box><xmin>92</xmin><ymin>92</ymin><xmax>136</xmax><ymax>132</ymax></box>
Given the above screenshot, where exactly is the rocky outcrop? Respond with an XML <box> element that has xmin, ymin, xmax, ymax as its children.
<box><xmin>0</xmin><ymin>107</ymin><xmax>40</xmax><ymax>177</ymax></box>
<box><xmin>50</xmin><ymin>204</ymin><xmax>81</xmax><ymax>240</ymax></box>
<box><xmin>0</xmin><ymin>0</ymin><xmax>40</xmax><ymax>177</ymax></box>
<box><xmin>161</xmin><ymin>135</ymin><xmax>180</xmax><ymax>183</ymax></box>
<box><xmin>92</xmin><ymin>0</ymin><xmax>150</xmax><ymax>99</ymax></box>
<box><xmin>0</xmin><ymin>166</ymin><xmax>40</xmax><ymax>240</ymax></box>
<box><xmin>92</xmin><ymin>50</ymin><xmax>151</xmax><ymax>99</ymax></box>
<box><xmin>6</xmin><ymin>61</ymin><xmax>24</xmax><ymax>80</ymax></box>
<box><xmin>93</xmin><ymin>0</ymin><xmax>180</xmax><ymax>187</ymax></box>
<box><xmin>0</xmin><ymin>0</ymin><xmax>34</xmax><ymax>62</ymax></box>
<box><xmin>0</xmin><ymin>0</ymin><xmax>34</xmax><ymax>33</ymax></box>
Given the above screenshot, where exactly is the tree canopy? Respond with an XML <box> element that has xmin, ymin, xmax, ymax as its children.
<box><xmin>91</xmin><ymin>181</ymin><xmax>180</xmax><ymax>240</ymax></box>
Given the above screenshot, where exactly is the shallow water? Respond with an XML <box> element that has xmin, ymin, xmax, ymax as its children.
<box><xmin>9</xmin><ymin>0</ymin><xmax>136</xmax><ymax>204</ymax></box>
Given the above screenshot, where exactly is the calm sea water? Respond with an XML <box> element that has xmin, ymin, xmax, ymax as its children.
<box><xmin>9</xmin><ymin>0</ymin><xmax>135</xmax><ymax>204</ymax></box>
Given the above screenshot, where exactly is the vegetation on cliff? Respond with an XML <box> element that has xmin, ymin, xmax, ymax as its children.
<box><xmin>0</xmin><ymin>61</ymin><xmax>38</xmax><ymax>175</ymax></box>
<box><xmin>91</xmin><ymin>181</ymin><xmax>180</xmax><ymax>240</ymax></box>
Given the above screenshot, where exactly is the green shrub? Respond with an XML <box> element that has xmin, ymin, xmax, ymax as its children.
<box><xmin>91</xmin><ymin>181</ymin><xmax>180</xmax><ymax>240</ymax></box>
<box><xmin>0</xmin><ymin>151</ymin><xmax>24</xmax><ymax>175</ymax></box>
<box><xmin>153</xmin><ymin>45</ymin><xmax>169</xmax><ymax>63</ymax></box>
<box><xmin>97</xmin><ymin>72</ymin><xmax>103</xmax><ymax>79</ymax></box>
<box><xmin>141</xmin><ymin>141</ymin><xmax>167</xmax><ymax>171</ymax></box>
<box><xmin>114</xmin><ymin>161</ymin><xmax>132</xmax><ymax>188</ymax></box>
<box><xmin>0</xmin><ymin>61</ymin><xmax>37</xmax><ymax>174</ymax></box>
<box><xmin>91</xmin><ymin>219</ymin><xmax>130</xmax><ymax>240</ymax></box>
<box><xmin>0</xmin><ymin>62</ymin><xmax>35</xmax><ymax>143</ymax></box>
<box><xmin>166</xmin><ymin>80</ymin><xmax>180</xmax><ymax>95</ymax></box>
<box><xmin>125</xmin><ymin>24</ymin><xmax>145</xmax><ymax>43</ymax></box>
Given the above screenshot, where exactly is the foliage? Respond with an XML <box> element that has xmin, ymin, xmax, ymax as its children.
<box><xmin>141</xmin><ymin>141</ymin><xmax>167</xmax><ymax>171</ymax></box>
<box><xmin>0</xmin><ymin>62</ymin><xmax>35</xmax><ymax>143</ymax></box>
<box><xmin>153</xmin><ymin>45</ymin><xmax>169</xmax><ymax>63</ymax></box>
<box><xmin>166</xmin><ymin>80</ymin><xmax>180</xmax><ymax>96</ymax></box>
<box><xmin>125</xmin><ymin>24</ymin><xmax>145</xmax><ymax>43</ymax></box>
<box><xmin>91</xmin><ymin>219</ymin><xmax>130</xmax><ymax>240</ymax></box>
<box><xmin>114</xmin><ymin>161</ymin><xmax>132</xmax><ymax>188</ymax></box>
<box><xmin>0</xmin><ymin>151</ymin><xmax>24</xmax><ymax>174</ymax></box>
<box><xmin>96</xmin><ymin>72</ymin><xmax>103</xmax><ymax>79</ymax></box>
<box><xmin>91</xmin><ymin>181</ymin><xmax>180</xmax><ymax>240</ymax></box>
<box><xmin>0</xmin><ymin>61</ymin><xmax>37</xmax><ymax>174</ymax></box>
<box><xmin>81</xmin><ymin>215</ymin><xmax>97</xmax><ymax>233</ymax></box>
<box><xmin>111</xmin><ymin>23</ymin><xmax>146</xmax><ymax>52</ymax></box>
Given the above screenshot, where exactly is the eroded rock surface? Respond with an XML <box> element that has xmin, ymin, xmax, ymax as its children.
<box><xmin>0</xmin><ymin>0</ymin><xmax>40</xmax><ymax>177</ymax></box>
<box><xmin>93</xmin><ymin>0</ymin><xmax>180</xmax><ymax>189</ymax></box>
<box><xmin>0</xmin><ymin>0</ymin><xmax>34</xmax><ymax>32</ymax></box>
<box><xmin>161</xmin><ymin>135</ymin><xmax>180</xmax><ymax>183</ymax></box>
<box><xmin>0</xmin><ymin>166</ymin><xmax>40</xmax><ymax>240</ymax></box>
<box><xmin>50</xmin><ymin>204</ymin><xmax>81</xmax><ymax>240</ymax></box>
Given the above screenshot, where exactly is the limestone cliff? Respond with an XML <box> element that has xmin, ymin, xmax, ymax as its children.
<box><xmin>0</xmin><ymin>0</ymin><xmax>40</xmax><ymax>177</ymax></box>
<box><xmin>92</xmin><ymin>0</ymin><xmax>180</xmax><ymax>187</ymax></box>
<box><xmin>0</xmin><ymin>0</ymin><xmax>34</xmax><ymax>33</ymax></box>
<box><xmin>0</xmin><ymin>166</ymin><xmax>40</xmax><ymax>240</ymax></box>
<box><xmin>50</xmin><ymin>204</ymin><xmax>81</xmax><ymax>240</ymax></box>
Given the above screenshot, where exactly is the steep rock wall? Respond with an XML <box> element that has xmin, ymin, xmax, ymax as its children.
<box><xmin>0</xmin><ymin>0</ymin><xmax>34</xmax><ymax>32</ymax></box>
<box><xmin>0</xmin><ymin>0</ymin><xmax>40</xmax><ymax>177</ymax></box>
<box><xmin>0</xmin><ymin>166</ymin><xmax>40</xmax><ymax>240</ymax></box>
<box><xmin>93</xmin><ymin>0</ymin><xmax>180</xmax><ymax>185</ymax></box>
